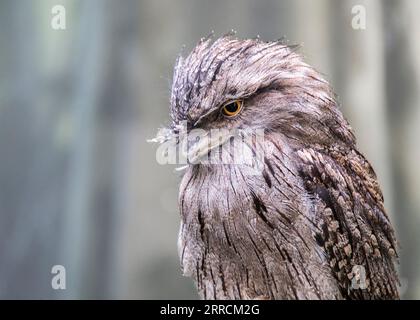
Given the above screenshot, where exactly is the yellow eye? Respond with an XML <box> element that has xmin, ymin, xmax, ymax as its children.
<box><xmin>221</xmin><ymin>100</ymin><xmax>243</xmax><ymax>117</ymax></box>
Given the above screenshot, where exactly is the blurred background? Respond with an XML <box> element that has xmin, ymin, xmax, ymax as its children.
<box><xmin>0</xmin><ymin>0</ymin><xmax>419</xmax><ymax>299</ymax></box>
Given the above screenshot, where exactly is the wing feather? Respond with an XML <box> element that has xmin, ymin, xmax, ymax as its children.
<box><xmin>297</xmin><ymin>146</ymin><xmax>399</xmax><ymax>299</ymax></box>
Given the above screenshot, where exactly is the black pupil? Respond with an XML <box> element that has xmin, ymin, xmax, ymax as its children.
<box><xmin>225</xmin><ymin>102</ymin><xmax>238</xmax><ymax>113</ymax></box>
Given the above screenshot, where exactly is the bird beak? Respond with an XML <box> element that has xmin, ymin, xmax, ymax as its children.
<box><xmin>186</xmin><ymin>130</ymin><xmax>233</xmax><ymax>164</ymax></box>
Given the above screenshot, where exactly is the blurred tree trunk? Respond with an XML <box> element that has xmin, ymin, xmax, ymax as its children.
<box><xmin>0</xmin><ymin>0</ymin><xmax>66</xmax><ymax>298</ymax></box>
<box><xmin>293</xmin><ymin>0</ymin><xmax>332</xmax><ymax>76</ymax></box>
<box><xmin>61</xmin><ymin>0</ymin><xmax>142</xmax><ymax>298</ymax></box>
<box><xmin>60</xmin><ymin>0</ymin><xmax>107</xmax><ymax>298</ymax></box>
<box><xmin>384</xmin><ymin>0</ymin><xmax>420</xmax><ymax>298</ymax></box>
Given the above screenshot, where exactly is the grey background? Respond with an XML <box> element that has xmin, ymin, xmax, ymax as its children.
<box><xmin>0</xmin><ymin>0</ymin><xmax>419</xmax><ymax>299</ymax></box>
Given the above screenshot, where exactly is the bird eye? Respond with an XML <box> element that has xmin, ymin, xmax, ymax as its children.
<box><xmin>221</xmin><ymin>100</ymin><xmax>243</xmax><ymax>117</ymax></box>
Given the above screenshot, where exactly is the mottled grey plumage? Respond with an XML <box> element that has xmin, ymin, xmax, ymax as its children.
<box><xmin>166</xmin><ymin>35</ymin><xmax>399</xmax><ymax>299</ymax></box>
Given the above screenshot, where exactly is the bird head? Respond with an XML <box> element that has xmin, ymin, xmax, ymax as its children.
<box><xmin>152</xmin><ymin>35</ymin><xmax>355</xmax><ymax>170</ymax></box>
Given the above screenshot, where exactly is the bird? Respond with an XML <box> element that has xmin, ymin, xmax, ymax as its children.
<box><xmin>154</xmin><ymin>35</ymin><xmax>400</xmax><ymax>300</ymax></box>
